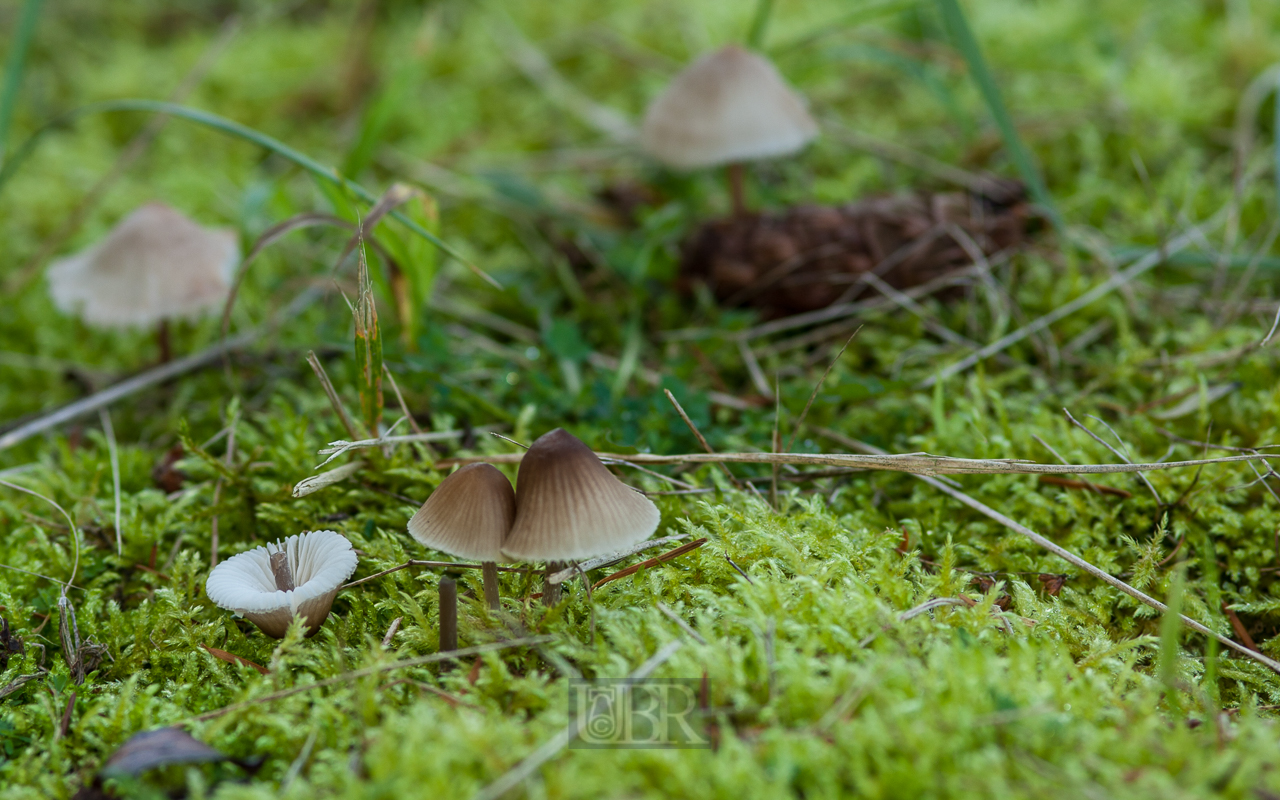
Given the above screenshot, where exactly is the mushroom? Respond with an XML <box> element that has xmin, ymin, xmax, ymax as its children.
<box><xmin>205</xmin><ymin>530</ymin><xmax>358</xmax><ymax>639</ymax></box>
<box><xmin>408</xmin><ymin>463</ymin><xmax>516</xmax><ymax>611</ymax></box>
<box><xmin>503</xmin><ymin>429</ymin><xmax>661</xmax><ymax>606</ymax></box>
<box><xmin>47</xmin><ymin>202</ymin><xmax>240</xmax><ymax>362</ymax></box>
<box><xmin>639</xmin><ymin>45</ymin><xmax>818</xmax><ymax>216</ymax></box>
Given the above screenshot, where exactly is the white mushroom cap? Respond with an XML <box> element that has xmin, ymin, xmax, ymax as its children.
<box><xmin>640</xmin><ymin>45</ymin><xmax>818</xmax><ymax>171</ymax></box>
<box><xmin>502</xmin><ymin>429</ymin><xmax>661</xmax><ymax>561</ymax></box>
<box><xmin>408</xmin><ymin>463</ymin><xmax>516</xmax><ymax>563</ymax></box>
<box><xmin>205</xmin><ymin>530</ymin><xmax>358</xmax><ymax>639</ymax></box>
<box><xmin>47</xmin><ymin>202</ymin><xmax>239</xmax><ymax>328</ymax></box>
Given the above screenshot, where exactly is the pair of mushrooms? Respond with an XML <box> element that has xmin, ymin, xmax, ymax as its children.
<box><xmin>409</xmin><ymin>428</ymin><xmax>660</xmax><ymax>609</ymax></box>
<box><xmin>639</xmin><ymin>45</ymin><xmax>818</xmax><ymax>215</ymax></box>
<box><xmin>47</xmin><ymin>203</ymin><xmax>238</xmax><ymax>361</ymax></box>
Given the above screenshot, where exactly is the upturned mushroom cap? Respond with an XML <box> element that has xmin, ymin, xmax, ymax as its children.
<box><xmin>407</xmin><ymin>463</ymin><xmax>516</xmax><ymax>563</ymax></box>
<box><xmin>640</xmin><ymin>45</ymin><xmax>818</xmax><ymax>170</ymax></box>
<box><xmin>502</xmin><ymin>429</ymin><xmax>660</xmax><ymax>561</ymax></box>
<box><xmin>204</xmin><ymin>530</ymin><xmax>358</xmax><ymax>638</ymax></box>
<box><xmin>47</xmin><ymin>203</ymin><xmax>239</xmax><ymax>328</ymax></box>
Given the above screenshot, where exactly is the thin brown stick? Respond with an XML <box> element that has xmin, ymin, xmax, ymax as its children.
<box><xmin>663</xmin><ymin>389</ymin><xmax>741</xmax><ymax>489</ymax></box>
<box><xmin>306</xmin><ymin>351</ymin><xmax>361</xmax><ymax>440</ymax></box>
<box><xmin>1038</xmin><ymin>475</ymin><xmax>1132</xmax><ymax>499</ymax></box>
<box><xmin>186</xmin><ymin>637</ymin><xmax>553</xmax><ymax>723</ymax></box>
<box><xmin>831</xmin><ymin>432</ymin><xmax>1280</xmax><ymax>675</ymax></box>
<box><xmin>57</xmin><ymin>690</ymin><xmax>76</xmax><ymax>740</ymax></box>
<box><xmin>592</xmin><ymin>539</ymin><xmax>707</xmax><ymax>590</ymax></box>
<box><xmin>546</xmin><ymin>534</ymin><xmax>693</xmax><ymax>585</ymax></box>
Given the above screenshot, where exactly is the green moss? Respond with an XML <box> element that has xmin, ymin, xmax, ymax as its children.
<box><xmin>5</xmin><ymin>0</ymin><xmax>1280</xmax><ymax>797</ymax></box>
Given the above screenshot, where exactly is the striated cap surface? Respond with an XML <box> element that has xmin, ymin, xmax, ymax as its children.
<box><xmin>502</xmin><ymin>429</ymin><xmax>660</xmax><ymax>561</ymax></box>
<box><xmin>408</xmin><ymin>463</ymin><xmax>516</xmax><ymax>563</ymax></box>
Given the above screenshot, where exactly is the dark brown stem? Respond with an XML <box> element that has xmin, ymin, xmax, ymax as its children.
<box><xmin>156</xmin><ymin>319</ymin><xmax>172</xmax><ymax>364</ymax></box>
<box><xmin>542</xmin><ymin>561</ymin><xmax>565</xmax><ymax>607</ymax></box>
<box><xmin>270</xmin><ymin>551</ymin><xmax>295</xmax><ymax>592</ymax></box>
<box><xmin>439</xmin><ymin>576</ymin><xmax>457</xmax><ymax>652</ymax></box>
<box><xmin>726</xmin><ymin>162</ymin><xmax>747</xmax><ymax>217</ymax></box>
<box><xmin>482</xmin><ymin>562</ymin><xmax>501</xmax><ymax>611</ymax></box>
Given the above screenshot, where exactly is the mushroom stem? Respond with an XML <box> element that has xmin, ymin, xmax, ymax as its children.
<box><xmin>481</xmin><ymin>562</ymin><xmax>501</xmax><ymax>611</ymax></box>
<box><xmin>269</xmin><ymin>551</ymin><xmax>295</xmax><ymax>592</ymax></box>
<box><xmin>439</xmin><ymin>575</ymin><xmax>458</xmax><ymax>652</ymax></box>
<box><xmin>726</xmin><ymin>162</ymin><xmax>747</xmax><ymax>217</ymax></box>
<box><xmin>156</xmin><ymin>319</ymin><xmax>172</xmax><ymax>364</ymax></box>
<box><xmin>542</xmin><ymin>561</ymin><xmax>566</xmax><ymax>607</ymax></box>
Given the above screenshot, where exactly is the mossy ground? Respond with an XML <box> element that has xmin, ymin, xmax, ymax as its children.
<box><xmin>4</xmin><ymin>1</ymin><xmax>1280</xmax><ymax>797</ymax></box>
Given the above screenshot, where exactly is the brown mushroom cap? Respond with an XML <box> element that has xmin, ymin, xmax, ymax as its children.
<box><xmin>408</xmin><ymin>463</ymin><xmax>516</xmax><ymax>563</ymax></box>
<box><xmin>47</xmin><ymin>203</ymin><xmax>239</xmax><ymax>328</ymax></box>
<box><xmin>502</xmin><ymin>429</ymin><xmax>660</xmax><ymax>561</ymax></box>
<box><xmin>640</xmin><ymin>45</ymin><xmax>818</xmax><ymax>171</ymax></box>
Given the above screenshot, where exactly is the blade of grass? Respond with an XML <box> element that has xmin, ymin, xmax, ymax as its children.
<box><xmin>934</xmin><ymin>0</ymin><xmax>1063</xmax><ymax>235</ymax></box>
<box><xmin>770</xmin><ymin>0</ymin><xmax>921</xmax><ymax>55</ymax></box>
<box><xmin>354</xmin><ymin>249</ymin><xmax>384</xmax><ymax>438</ymax></box>
<box><xmin>746</xmin><ymin>0</ymin><xmax>774</xmax><ymax>48</ymax></box>
<box><xmin>98</xmin><ymin>409</ymin><xmax>122</xmax><ymax>557</ymax></box>
<box><xmin>0</xmin><ymin>0</ymin><xmax>42</xmax><ymax>164</ymax></box>
<box><xmin>0</xmin><ymin>99</ymin><xmax>499</xmax><ymax>288</ymax></box>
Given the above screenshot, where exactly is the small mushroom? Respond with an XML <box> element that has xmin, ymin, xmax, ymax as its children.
<box><xmin>205</xmin><ymin>530</ymin><xmax>358</xmax><ymax>638</ymax></box>
<box><xmin>503</xmin><ymin>429</ymin><xmax>660</xmax><ymax>606</ymax></box>
<box><xmin>640</xmin><ymin>45</ymin><xmax>818</xmax><ymax>215</ymax></box>
<box><xmin>408</xmin><ymin>463</ymin><xmax>516</xmax><ymax>611</ymax></box>
<box><xmin>47</xmin><ymin>202</ymin><xmax>240</xmax><ymax>362</ymax></box>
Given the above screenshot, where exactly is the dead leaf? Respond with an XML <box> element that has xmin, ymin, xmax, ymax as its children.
<box><xmin>1038</xmin><ymin>475</ymin><xmax>1132</xmax><ymax>498</ymax></box>
<box><xmin>100</xmin><ymin>727</ymin><xmax>229</xmax><ymax>778</ymax></box>
<box><xmin>1038</xmin><ymin>574</ymin><xmax>1068</xmax><ymax>596</ymax></box>
<box><xmin>201</xmin><ymin>645</ymin><xmax>268</xmax><ymax>675</ymax></box>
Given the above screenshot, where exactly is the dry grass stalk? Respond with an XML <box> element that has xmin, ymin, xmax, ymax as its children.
<box><xmin>436</xmin><ymin>448</ymin><xmax>1280</xmax><ymax>477</ymax></box>
<box><xmin>822</xmin><ymin>429</ymin><xmax>1280</xmax><ymax>675</ymax></box>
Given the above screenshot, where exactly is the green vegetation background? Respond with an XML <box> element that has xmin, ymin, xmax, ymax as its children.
<box><xmin>3</xmin><ymin>0</ymin><xmax>1280</xmax><ymax>797</ymax></box>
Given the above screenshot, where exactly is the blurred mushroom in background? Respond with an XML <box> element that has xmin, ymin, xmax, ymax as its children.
<box><xmin>47</xmin><ymin>202</ymin><xmax>239</xmax><ymax>362</ymax></box>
